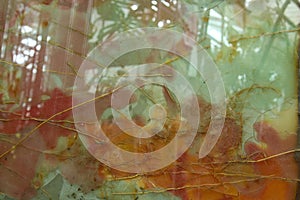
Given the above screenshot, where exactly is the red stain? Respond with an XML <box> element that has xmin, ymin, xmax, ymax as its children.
<box><xmin>0</xmin><ymin>88</ymin><xmax>73</xmax><ymax>149</ymax></box>
<box><xmin>136</xmin><ymin>121</ymin><xmax>297</xmax><ymax>199</ymax></box>
<box><xmin>241</xmin><ymin>122</ymin><xmax>298</xmax><ymax>200</ymax></box>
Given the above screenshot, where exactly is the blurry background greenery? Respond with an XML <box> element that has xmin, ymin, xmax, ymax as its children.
<box><xmin>0</xmin><ymin>0</ymin><xmax>299</xmax><ymax>199</ymax></box>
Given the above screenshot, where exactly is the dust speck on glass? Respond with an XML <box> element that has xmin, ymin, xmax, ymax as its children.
<box><xmin>0</xmin><ymin>0</ymin><xmax>299</xmax><ymax>199</ymax></box>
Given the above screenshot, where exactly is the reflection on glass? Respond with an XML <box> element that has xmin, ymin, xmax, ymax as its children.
<box><xmin>0</xmin><ymin>0</ymin><xmax>299</xmax><ymax>199</ymax></box>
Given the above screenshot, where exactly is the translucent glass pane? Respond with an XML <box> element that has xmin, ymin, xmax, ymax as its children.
<box><xmin>0</xmin><ymin>0</ymin><xmax>299</xmax><ymax>199</ymax></box>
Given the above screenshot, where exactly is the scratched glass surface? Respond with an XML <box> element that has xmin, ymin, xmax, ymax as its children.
<box><xmin>0</xmin><ymin>0</ymin><xmax>299</xmax><ymax>199</ymax></box>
